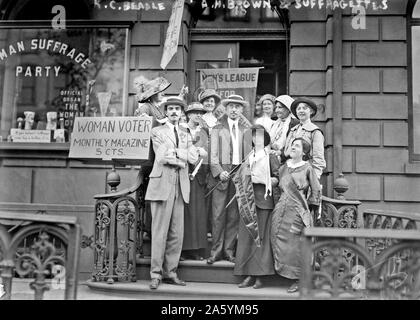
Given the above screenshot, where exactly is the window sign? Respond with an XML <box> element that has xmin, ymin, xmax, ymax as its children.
<box><xmin>0</xmin><ymin>27</ymin><xmax>128</xmax><ymax>143</ymax></box>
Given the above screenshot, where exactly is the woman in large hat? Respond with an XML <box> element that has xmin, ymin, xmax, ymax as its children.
<box><xmin>283</xmin><ymin>98</ymin><xmax>326</xmax><ymax>180</ymax></box>
<box><xmin>133</xmin><ymin>76</ymin><xmax>171</xmax><ymax>242</ymax></box>
<box><xmin>198</xmin><ymin>89</ymin><xmax>222</xmax><ymax>130</ymax></box>
<box><xmin>133</xmin><ymin>75</ymin><xmax>171</xmax><ymax>127</ymax></box>
<box><xmin>181</xmin><ymin>102</ymin><xmax>209</xmax><ymax>260</ymax></box>
<box><xmin>254</xmin><ymin>94</ymin><xmax>276</xmax><ymax>132</ymax></box>
<box><xmin>234</xmin><ymin>124</ymin><xmax>279</xmax><ymax>289</ymax></box>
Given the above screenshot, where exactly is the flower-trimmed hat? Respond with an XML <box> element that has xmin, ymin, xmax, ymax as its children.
<box><xmin>160</xmin><ymin>96</ymin><xmax>187</xmax><ymax>111</ymax></box>
<box><xmin>221</xmin><ymin>94</ymin><xmax>249</xmax><ymax>108</ymax></box>
<box><xmin>257</xmin><ymin>94</ymin><xmax>276</xmax><ymax>106</ymax></box>
<box><xmin>134</xmin><ymin>76</ymin><xmax>171</xmax><ymax>102</ymax></box>
<box><xmin>290</xmin><ymin>97</ymin><xmax>318</xmax><ymax>118</ymax></box>
<box><xmin>185</xmin><ymin>102</ymin><xmax>206</xmax><ymax>114</ymax></box>
<box><xmin>198</xmin><ymin>89</ymin><xmax>221</xmax><ymax>105</ymax></box>
<box><xmin>275</xmin><ymin>95</ymin><xmax>295</xmax><ymax>111</ymax></box>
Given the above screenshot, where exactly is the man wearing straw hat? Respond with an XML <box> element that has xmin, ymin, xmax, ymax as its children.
<box><xmin>207</xmin><ymin>94</ymin><xmax>250</xmax><ymax>265</ymax></box>
<box><xmin>146</xmin><ymin>96</ymin><xmax>199</xmax><ymax>290</ymax></box>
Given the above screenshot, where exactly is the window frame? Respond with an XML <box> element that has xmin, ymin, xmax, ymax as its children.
<box><xmin>408</xmin><ymin>0</ymin><xmax>420</xmax><ymax>162</ymax></box>
<box><xmin>0</xmin><ymin>20</ymin><xmax>133</xmax><ymax>153</ymax></box>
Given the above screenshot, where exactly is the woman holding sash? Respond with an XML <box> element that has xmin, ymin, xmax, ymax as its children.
<box><xmin>270</xmin><ymin>137</ymin><xmax>321</xmax><ymax>293</ymax></box>
<box><xmin>234</xmin><ymin>125</ymin><xmax>280</xmax><ymax>289</ymax></box>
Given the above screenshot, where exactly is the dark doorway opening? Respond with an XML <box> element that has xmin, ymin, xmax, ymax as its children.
<box><xmin>239</xmin><ymin>40</ymin><xmax>287</xmax><ymax>98</ymax></box>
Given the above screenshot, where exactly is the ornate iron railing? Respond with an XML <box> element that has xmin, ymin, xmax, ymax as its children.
<box><xmin>300</xmin><ymin>228</ymin><xmax>420</xmax><ymax>300</ymax></box>
<box><xmin>317</xmin><ymin>196</ymin><xmax>361</xmax><ymax>229</ymax></box>
<box><xmin>363</xmin><ymin>209</ymin><xmax>420</xmax><ymax>231</ymax></box>
<box><xmin>91</xmin><ymin>169</ymin><xmax>143</xmax><ymax>284</ymax></box>
<box><xmin>0</xmin><ymin>211</ymin><xmax>81</xmax><ymax>300</ymax></box>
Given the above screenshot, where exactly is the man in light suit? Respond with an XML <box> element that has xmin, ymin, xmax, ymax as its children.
<box><xmin>145</xmin><ymin>96</ymin><xmax>199</xmax><ymax>290</ymax></box>
<box><xmin>207</xmin><ymin>94</ymin><xmax>251</xmax><ymax>264</ymax></box>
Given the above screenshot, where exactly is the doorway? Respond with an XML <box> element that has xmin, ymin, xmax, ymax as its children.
<box><xmin>188</xmin><ymin>39</ymin><xmax>288</xmax><ymax>116</ymax></box>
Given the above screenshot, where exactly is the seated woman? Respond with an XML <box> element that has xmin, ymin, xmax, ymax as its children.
<box><xmin>270</xmin><ymin>137</ymin><xmax>321</xmax><ymax>293</ymax></box>
<box><xmin>234</xmin><ymin>125</ymin><xmax>280</xmax><ymax>289</ymax></box>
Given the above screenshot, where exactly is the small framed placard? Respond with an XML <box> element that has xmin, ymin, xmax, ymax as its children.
<box><xmin>10</xmin><ymin>129</ymin><xmax>51</xmax><ymax>143</ymax></box>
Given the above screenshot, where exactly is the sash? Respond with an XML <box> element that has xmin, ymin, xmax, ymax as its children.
<box><xmin>231</xmin><ymin>162</ymin><xmax>261</xmax><ymax>247</ymax></box>
<box><xmin>281</xmin><ymin>165</ymin><xmax>313</xmax><ymax>229</ymax></box>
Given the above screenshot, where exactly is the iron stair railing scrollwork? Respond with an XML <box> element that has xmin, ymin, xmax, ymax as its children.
<box><xmin>300</xmin><ymin>228</ymin><xmax>420</xmax><ymax>300</ymax></box>
<box><xmin>0</xmin><ymin>211</ymin><xmax>80</xmax><ymax>300</ymax></box>
<box><xmin>316</xmin><ymin>195</ymin><xmax>361</xmax><ymax>229</ymax></box>
<box><xmin>91</xmin><ymin>170</ymin><xmax>144</xmax><ymax>284</ymax></box>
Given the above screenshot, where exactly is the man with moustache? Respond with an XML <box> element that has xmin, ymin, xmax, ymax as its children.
<box><xmin>146</xmin><ymin>96</ymin><xmax>199</xmax><ymax>290</ymax></box>
<box><xmin>207</xmin><ymin>94</ymin><xmax>250</xmax><ymax>264</ymax></box>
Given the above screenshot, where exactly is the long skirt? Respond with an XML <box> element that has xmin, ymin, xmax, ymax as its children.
<box><xmin>182</xmin><ymin>179</ymin><xmax>208</xmax><ymax>250</ymax></box>
<box><xmin>234</xmin><ymin>207</ymin><xmax>275</xmax><ymax>276</ymax></box>
<box><xmin>270</xmin><ymin>198</ymin><xmax>305</xmax><ymax>280</ymax></box>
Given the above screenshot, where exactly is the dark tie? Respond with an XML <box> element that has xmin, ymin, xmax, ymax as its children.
<box><xmin>174</xmin><ymin>126</ymin><xmax>179</xmax><ymax>147</ymax></box>
<box><xmin>232</xmin><ymin>123</ymin><xmax>237</xmax><ymax>139</ymax></box>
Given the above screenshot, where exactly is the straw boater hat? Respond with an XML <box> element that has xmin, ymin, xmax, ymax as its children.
<box><xmin>198</xmin><ymin>89</ymin><xmax>221</xmax><ymax>105</ymax></box>
<box><xmin>160</xmin><ymin>96</ymin><xmax>187</xmax><ymax>111</ymax></box>
<box><xmin>290</xmin><ymin>97</ymin><xmax>318</xmax><ymax>118</ymax></box>
<box><xmin>185</xmin><ymin>102</ymin><xmax>206</xmax><ymax>115</ymax></box>
<box><xmin>133</xmin><ymin>76</ymin><xmax>171</xmax><ymax>102</ymax></box>
<box><xmin>275</xmin><ymin>95</ymin><xmax>295</xmax><ymax>111</ymax></box>
<box><xmin>257</xmin><ymin>94</ymin><xmax>276</xmax><ymax>106</ymax></box>
<box><xmin>221</xmin><ymin>94</ymin><xmax>249</xmax><ymax>108</ymax></box>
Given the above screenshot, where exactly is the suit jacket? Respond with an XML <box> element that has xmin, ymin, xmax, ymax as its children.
<box><xmin>208</xmin><ymin>117</ymin><xmax>250</xmax><ymax>191</ymax></box>
<box><xmin>145</xmin><ymin>123</ymin><xmax>198</xmax><ymax>203</ymax></box>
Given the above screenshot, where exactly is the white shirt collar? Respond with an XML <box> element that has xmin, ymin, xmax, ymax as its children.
<box><xmin>166</xmin><ymin>121</ymin><xmax>179</xmax><ymax>131</ymax></box>
<box><xmin>227</xmin><ymin>117</ymin><xmax>239</xmax><ymax>127</ymax></box>
<box><xmin>286</xmin><ymin>159</ymin><xmax>307</xmax><ymax>169</ymax></box>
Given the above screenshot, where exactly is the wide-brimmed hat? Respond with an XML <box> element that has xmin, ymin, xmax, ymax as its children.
<box><xmin>257</xmin><ymin>94</ymin><xmax>276</xmax><ymax>106</ymax></box>
<box><xmin>221</xmin><ymin>94</ymin><xmax>249</xmax><ymax>108</ymax></box>
<box><xmin>160</xmin><ymin>96</ymin><xmax>187</xmax><ymax>111</ymax></box>
<box><xmin>134</xmin><ymin>76</ymin><xmax>171</xmax><ymax>102</ymax></box>
<box><xmin>198</xmin><ymin>89</ymin><xmax>221</xmax><ymax>105</ymax></box>
<box><xmin>290</xmin><ymin>98</ymin><xmax>318</xmax><ymax>118</ymax></box>
<box><xmin>275</xmin><ymin>95</ymin><xmax>295</xmax><ymax>111</ymax></box>
<box><xmin>185</xmin><ymin>102</ymin><xmax>206</xmax><ymax>114</ymax></box>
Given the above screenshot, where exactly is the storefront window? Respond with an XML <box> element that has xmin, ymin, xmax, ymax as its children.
<box><xmin>0</xmin><ymin>27</ymin><xmax>128</xmax><ymax>142</ymax></box>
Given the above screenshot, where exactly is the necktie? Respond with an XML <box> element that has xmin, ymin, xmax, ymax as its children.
<box><xmin>174</xmin><ymin>126</ymin><xmax>179</xmax><ymax>147</ymax></box>
<box><xmin>232</xmin><ymin>123</ymin><xmax>237</xmax><ymax>139</ymax></box>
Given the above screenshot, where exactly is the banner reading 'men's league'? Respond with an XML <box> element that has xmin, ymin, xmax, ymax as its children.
<box><xmin>200</xmin><ymin>67</ymin><xmax>260</xmax><ymax>120</ymax></box>
<box><xmin>69</xmin><ymin>116</ymin><xmax>152</xmax><ymax>161</ymax></box>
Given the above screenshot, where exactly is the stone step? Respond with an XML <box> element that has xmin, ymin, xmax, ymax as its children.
<box><xmin>136</xmin><ymin>257</ymin><xmax>293</xmax><ymax>287</ymax></box>
<box><xmin>86</xmin><ymin>279</ymin><xmax>299</xmax><ymax>300</ymax></box>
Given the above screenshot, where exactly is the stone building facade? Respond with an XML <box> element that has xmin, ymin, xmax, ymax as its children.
<box><xmin>0</xmin><ymin>0</ymin><xmax>419</xmax><ymax>279</ymax></box>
